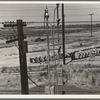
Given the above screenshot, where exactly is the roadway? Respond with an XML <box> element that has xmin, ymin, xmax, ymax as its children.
<box><xmin>0</xmin><ymin>83</ymin><xmax>100</xmax><ymax>94</ymax></box>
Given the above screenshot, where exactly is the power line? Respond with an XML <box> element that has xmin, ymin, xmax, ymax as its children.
<box><xmin>0</xmin><ymin>10</ymin><xmax>44</xmax><ymax>11</ymax></box>
<box><xmin>0</xmin><ymin>21</ymin><xmax>100</xmax><ymax>25</ymax></box>
<box><xmin>0</xmin><ymin>16</ymin><xmax>43</xmax><ymax>17</ymax></box>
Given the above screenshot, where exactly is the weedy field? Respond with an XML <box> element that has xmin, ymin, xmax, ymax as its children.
<box><xmin>0</xmin><ymin>24</ymin><xmax>100</xmax><ymax>94</ymax></box>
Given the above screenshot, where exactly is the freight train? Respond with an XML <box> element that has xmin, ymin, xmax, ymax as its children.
<box><xmin>30</xmin><ymin>45</ymin><xmax>100</xmax><ymax>63</ymax></box>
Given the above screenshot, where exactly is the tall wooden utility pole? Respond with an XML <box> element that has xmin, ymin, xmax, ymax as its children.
<box><xmin>62</xmin><ymin>4</ymin><xmax>66</xmax><ymax>65</ymax></box>
<box><xmin>17</xmin><ymin>20</ymin><xmax>29</xmax><ymax>94</ymax></box>
<box><xmin>44</xmin><ymin>7</ymin><xmax>51</xmax><ymax>94</ymax></box>
<box><xmin>57</xmin><ymin>4</ymin><xmax>60</xmax><ymax>65</ymax></box>
<box><xmin>4</xmin><ymin>20</ymin><xmax>29</xmax><ymax>94</ymax></box>
<box><xmin>89</xmin><ymin>13</ymin><xmax>94</xmax><ymax>37</ymax></box>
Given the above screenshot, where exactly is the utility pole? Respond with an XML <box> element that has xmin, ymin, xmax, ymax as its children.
<box><xmin>17</xmin><ymin>20</ymin><xmax>29</xmax><ymax>94</ymax></box>
<box><xmin>44</xmin><ymin>10</ymin><xmax>46</xmax><ymax>32</ymax></box>
<box><xmin>57</xmin><ymin>4</ymin><xmax>60</xmax><ymax>65</ymax></box>
<box><xmin>4</xmin><ymin>20</ymin><xmax>29</xmax><ymax>94</ymax></box>
<box><xmin>89</xmin><ymin>13</ymin><xmax>94</xmax><ymax>37</ymax></box>
<box><xmin>44</xmin><ymin>6</ymin><xmax>51</xmax><ymax>93</ymax></box>
<box><xmin>62</xmin><ymin>4</ymin><xmax>66</xmax><ymax>65</ymax></box>
<box><xmin>52</xmin><ymin>7</ymin><xmax>57</xmax><ymax>65</ymax></box>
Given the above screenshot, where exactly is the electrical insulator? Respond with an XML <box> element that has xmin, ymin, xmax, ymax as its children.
<box><xmin>56</xmin><ymin>4</ymin><xmax>59</xmax><ymax>7</ymax></box>
<box><xmin>10</xmin><ymin>36</ymin><xmax>12</xmax><ymax>40</ymax></box>
<box><xmin>57</xmin><ymin>18</ymin><xmax>60</xmax><ymax>22</ymax></box>
<box><xmin>23</xmin><ymin>22</ymin><xmax>26</xmax><ymax>26</ymax></box>
<box><xmin>10</xmin><ymin>21</ymin><xmax>12</xmax><ymax>25</ymax></box>
<box><xmin>12</xmin><ymin>21</ymin><xmax>14</xmax><ymax>25</ymax></box>
<box><xmin>14</xmin><ymin>36</ymin><xmax>16</xmax><ymax>39</ymax></box>
<box><xmin>44</xmin><ymin>7</ymin><xmax>49</xmax><ymax>18</ymax></box>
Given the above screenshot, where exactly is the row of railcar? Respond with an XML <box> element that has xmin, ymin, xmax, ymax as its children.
<box><xmin>30</xmin><ymin>45</ymin><xmax>100</xmax><ymax>63</ymax></box>
<box><xmin>71</xmin><ymin>46</ymin><xmax>100</xmax><ymax>60</ymax></box>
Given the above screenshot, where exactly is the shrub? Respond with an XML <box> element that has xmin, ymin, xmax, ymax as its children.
<box><xmin>73</xmin><ymin>69</ymin><xmax>76</xmax><ymax>72</ymax></box>
<box><xmin>39</xmin><ymin>72</ymin><xmax>47</xmax><ymax>76</ymax></box>
<box><xmin>1</xmin><ymin>67</ymin><xmax>7</xmax><ymax>73</ymax></box>
<box><xmin>78</xmin><ymin>69</ymin><xmax>83</xmax><ymax>73</ymax></box>
<box><xmin>92</xmin><ymin>76</ymin><xmax>95</xmax><ymax>85</ymax></box>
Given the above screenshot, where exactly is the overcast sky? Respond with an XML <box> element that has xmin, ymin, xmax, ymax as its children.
<box><xmin>0</xmin><ymin>3</ymin><xmax>100</xmax><ymax>26</ymax></box>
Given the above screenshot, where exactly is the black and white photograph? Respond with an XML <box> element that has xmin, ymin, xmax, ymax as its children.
<box><xmin>0</xmin><ymin>2</ymin><xmax>100</xmax><ymax>95</ymax></box>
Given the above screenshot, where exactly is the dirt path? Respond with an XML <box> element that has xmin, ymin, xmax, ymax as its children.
<box><xmin>0</xmin><ymin>84</ymin><xmax>100</xmax><ymax>94</ymax></box>
<box><xmin>29</xmin><ymin>83</ymin><xmax>100</xmax><ymax>94</ymax></box>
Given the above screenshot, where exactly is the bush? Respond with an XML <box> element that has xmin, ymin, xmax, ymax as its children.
<box><xmin>92</xmin><ymin>76</ymin><xmax>95</xmax><ymax>85</ymax></box>
<box><xmin>39</xmin><ymin>72</ymin><xmax>47</xmax><ymax>76</ymax></box>
<box><xmin>73</xmin><ymin>69</ymin><xmax>76</xmax><ymax>72</ymax></box>
<box><xmin>1</xmin><ymin>67</ymin><xmax>7</xmax><ymax>73</ymax></box>
<box><xmin>78</xmin><ymin>69</ymin><xmax>83</xmax><ymax>73</ymax></box>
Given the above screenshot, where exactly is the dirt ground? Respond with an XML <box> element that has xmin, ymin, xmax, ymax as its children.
<box><xmin>0</xmin><ymin>25</ymin><xmax>100</xmax><ymax>94</ymax></box>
